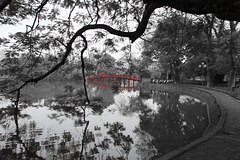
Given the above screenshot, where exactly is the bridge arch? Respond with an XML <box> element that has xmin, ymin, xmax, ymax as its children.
<box><xmin>87</xmin><ymin>74</ymin><xmax>141</xmax><ymax>90</ymax></box>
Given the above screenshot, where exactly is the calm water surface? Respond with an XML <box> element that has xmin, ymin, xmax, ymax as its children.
<box><xmin>0</xmin><ymin>83</ymin><xmax>209</xmax><ymax>160</ymax></box>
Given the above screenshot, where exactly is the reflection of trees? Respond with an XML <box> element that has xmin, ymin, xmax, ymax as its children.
<box><xmin>133</xmin><ymin>128</ymin><xmax>158</xmax><ymax>159</ymax></box>
<box><xmin>72</xmin><ymin>121</ymin><xmax>134</xmax><ymax>160</ymax></box>
<box><xmin>107</xmin><ymin>122</ymin><xmax>133</xmax><ymax>158</ymax></box>
<box><xmin>0</xmin><ymin>103</ymin><xmax>44</xmax><ymax>159</ymax></box>
<box><xmin>111</xmin><ymin>84</ymin><xmax>120</xmax><ymax>94</ymax></box>
<box><xmin>178</xmin><ymin>97</ymin><xmax>209</xmax><ymax>137</ymax></box>
<box><xmin>89</xmin><ymin>97</ymin><xmax>106</xmax><ymax>115</ymax></box>
<box><xmin>88</xmin><ymin>85</ymin><xmax>115</xmax><ymax>108</ymax></box>
<box><xmin>140</xmin><ymin>93</ymin><xmax>184</xmax><ymax>155</ymax></box>
<box><xmin>151</xmin><ymin>91</ymin><xmax>173</xmax><ymax>107</ymax></box>
<box><xmin>0</xmin><ymin>104</ymin><xmax>31</xmax><ymax>123</ymax></box>
<box><xmin>115</xmin><ymin>94</ymin><xmax>131</xmax><ymax>116</ymax></box>
<box><xmin>139</xmin><ymin>89</ymin><xmax>152</xmax><ymax>99</ymax></box>
<box><xmin>0</xmin><ymin>106</ymin><xmax>134</xmax><ymax>159</ymax></box>
<box><xmin>0</xmin><ymin>88</ymin><xmax>209</xmax><ymax>159</ymax></box>
<box><xmin>137</xmin><ymin>92</ymin><xmax>208</xmax><ymax>156</ymax></box>
<box><xmin>1</xmin><ymin>91</ymin><xmax>85</xmax><ymax>159</ymax></box>
<box><xmin>114</xmin><ymin>91</ymin><xmax>142</xmax><ymax>116</ymax></box>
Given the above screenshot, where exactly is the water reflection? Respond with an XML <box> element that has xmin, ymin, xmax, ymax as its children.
<box><xmin>0</xmin><ymin>85</ymin><xmax>208</xmax><ymax>160</ymax></box>
<box><xmin>138</xmin><ymin>91</ymin><xmax>208</xmax><ymax>157</ymax></box>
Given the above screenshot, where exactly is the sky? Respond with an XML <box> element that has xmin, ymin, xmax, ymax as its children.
<box><xmin>0</xmin><ymin>1</ymin><xmax>168</xmax><ymax>62</ymax></box>
<box><xmin>0</xmin><ymin>17</ymin><xmax>143</xmax><ymax>60</ymax></box>
<box><xmin>0</xmin><ymin>2</ymin><xmax>175</xmax><ymax>62</ymax></box>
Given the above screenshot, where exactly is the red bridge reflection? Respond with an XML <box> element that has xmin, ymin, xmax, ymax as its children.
<box><xmin>87</xmin><ymin>74</ymin><xmax>141</xmax><ymax>91</ymax></box>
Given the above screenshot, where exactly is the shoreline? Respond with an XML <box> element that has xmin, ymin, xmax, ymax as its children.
<box><xmin>141</xmin><ymin>83</ymin><xmax>226</xmax><ymax>160</ymax></box>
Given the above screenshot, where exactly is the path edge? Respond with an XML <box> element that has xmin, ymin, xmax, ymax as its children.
<box><xmin>145</xmin><ymin>84</ymin><xmax>227</xmax><ymax>160</ymax></box>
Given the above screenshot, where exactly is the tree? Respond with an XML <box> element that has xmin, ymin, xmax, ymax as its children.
<box><xmin>177</xmin><ymin>15</ymin><xmax>231</xmax><ymax>87</ymax></box>
<box><xmin>138</xmin><ymin>49</ymin><xmax>154</xmax><ymax>78</ymax></box>
<box><xmin>192</xmin><ymin>17</ymin><xmax>240</xmax><ymax>89</ymax></box>
<box><xmin>218</xmin><ymin>21</ymin><xmax>240</xmax><ymax>90</ymax></box>
<box><xmin>197</xmin><ymin>15</ymin><xmax>219</xmax><ymax>87</ymax></box>
<box><xmin>96</xmin><ymin>53</ymin><xmax>117</xmax><ymax>75</ymax></box>
<box><xmin>1</xmin><ymin>0</ymin><xmax>240</xmax><ymax>95</ymax></box>
<box><xmin>2</xmin><ymin>1</ymin><xmax>240</xmax><ymax>159</ymax></box>
<box><xmin>142</xmin><ymin>12</ymin><xmax>196</xmax><ymax>84</ymax></box>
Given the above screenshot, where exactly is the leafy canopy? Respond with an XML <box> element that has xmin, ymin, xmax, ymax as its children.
<box><xmin>1</xmin><ymin>0</ymin><xmax>240</xmax><ymax>96</ymax></box>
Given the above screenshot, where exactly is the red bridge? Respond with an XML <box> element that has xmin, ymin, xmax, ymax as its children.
<box><xmin>87</xmin><ymin>74</ymin><xmax>141</xmax><ymax>90</ymax></box>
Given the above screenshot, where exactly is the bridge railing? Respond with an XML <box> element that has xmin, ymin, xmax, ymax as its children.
<box><xmin>87</xmin><ymin>74</ymin><xmax>141</xmax><ymax>82</ymax></box>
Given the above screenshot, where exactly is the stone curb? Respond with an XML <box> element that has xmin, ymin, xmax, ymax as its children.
<box><xmin>182</xmin><ymin>84</ymin><xmax>240</xmax><ymax>101</ymax></box>
<box><xmin>146</xmin><ymin>84</ymin><xmax>227</xmax><ymax>160</ymax></box>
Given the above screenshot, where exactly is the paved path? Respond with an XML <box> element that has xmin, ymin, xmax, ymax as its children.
<box><xmin>171</xmin><ymin>88</ymin><xmax>240</xmax><ymax>160</ymax></box>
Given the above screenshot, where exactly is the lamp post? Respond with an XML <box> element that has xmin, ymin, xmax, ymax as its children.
<box><xmin>199</xmin><ymin>62</ymin><xmax>206</xmax><ymax>85</ymax></box>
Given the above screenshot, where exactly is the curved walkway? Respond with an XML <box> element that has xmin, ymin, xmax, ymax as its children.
<box><xmin>171</xmin><ymin>88</ymin><xmax>240</xmax><ymax>160</ymax></box>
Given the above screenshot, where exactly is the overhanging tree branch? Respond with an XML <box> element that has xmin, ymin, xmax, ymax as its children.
<box><xmin>28</xmin><ymin>0</ymin><xmax>50</xmax><ymax>33</ymax></box>
<box><xmin>84</xmin><ymin>0</ymin><xmax>94</xmax><ymax>23</ymax></box>
<box><xmin>11</xmin><ymin>2</ymin><xmax>158</xmax><ymax>93</ymax></box>
<box><xmin>143</xmin><ymin>0</ymin><xmax>240</xmax><ymax>21</ymax></box>
<box><xmin>68</xmin><ymin>0</ymin><xmax>79</xmax><ymax>38</ymax></box>
<box><xmin>80</xmin><ymin>34</ymin><xmax>90</xmax><ymax>104</ymax></box>
<box><xmin>95</xmin><ymin>0</ymin><xmax>100</xmax><ymax>24</ymax></box>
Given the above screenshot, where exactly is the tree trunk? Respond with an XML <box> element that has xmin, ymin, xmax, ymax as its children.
<box><xmin>166</xmin><ymin>70</ymin><xmax>170</xmax><ymax>81</ymax></box>
<box><xmin>206</xmin><ymin>67</ymin><xmax>214</xmax><ymax>87</ymax></box>
<box><xmin>228</xmin><ymin>67</ymin><xmax>236</xmax><ymax>91</ymax></box>
<box><xmin>171</xmin><ymin>67</ymin><xmax>181</xmax><ymax>84</ymax></box>
<box><xmin>227</xmin><ymin>21</ymin><xmax>238</xmax><ymax>91</ymax></box>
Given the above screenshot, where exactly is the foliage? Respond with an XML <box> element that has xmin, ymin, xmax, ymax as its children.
<box><xmin>1</xmin><ymin>0</ymin><xmax>240</xmax><ymax>93</ymax></box>
<box><xmin>141</xmin><ymin>12</ymin><xmax>196</xmax><ymax>83</ymax></box>
<box><xmin>141</xmin><ymin>12</ymin><xmax>240</xmax><ymax>87</ymax></box>
<box><xmin>1</xmin><ymin>1</ymin><xmax>240</xmax><ymax>159</ymax></box>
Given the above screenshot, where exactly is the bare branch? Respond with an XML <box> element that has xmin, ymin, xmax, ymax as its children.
<box><xmin>84</xmin><ymin>0</ymin><xmax>94</xmax><ymax>23</ymax></box>
<box><xmin>140</xmin><ymin>36</ymin><xmax>152</xmax><ymax>43</ymax></box>
<box><xmin>55</xmin><ymin>38</ymin><xmax>67</xmax><ymax>47</ymax></box>
<box><xmin>125</xmin><ymin>1</ymin><xmax>130</xmax><ymax>32</ymax></box>
<box><xmin>68</xmin><ymin>0</ymin><xmax>79</xmax><ymax>38</ymax></box>
<box><xmin>80</xmin><ymin>34</ymin><xmax>90</xmax><ymax>103</ymax></box>
<box><xmin>28</xmin><ymin>0</ymin><xmax>50</xmax><ymax>33</ymax></box>
<box><xmin>95</xmin><ymin>0</ymin><xmax>100</xmax><ymax>24</ymax></box>
<box><xmin>26</xmin><ymin>50</ymin><xmax>43</xmax><ymax>75</ymax></box>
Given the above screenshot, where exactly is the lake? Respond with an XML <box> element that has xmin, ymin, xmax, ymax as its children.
<box><xmin>0</xmin><ymin>81</ymin><xmax>209</xmax><ymax>160</ymax></box>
